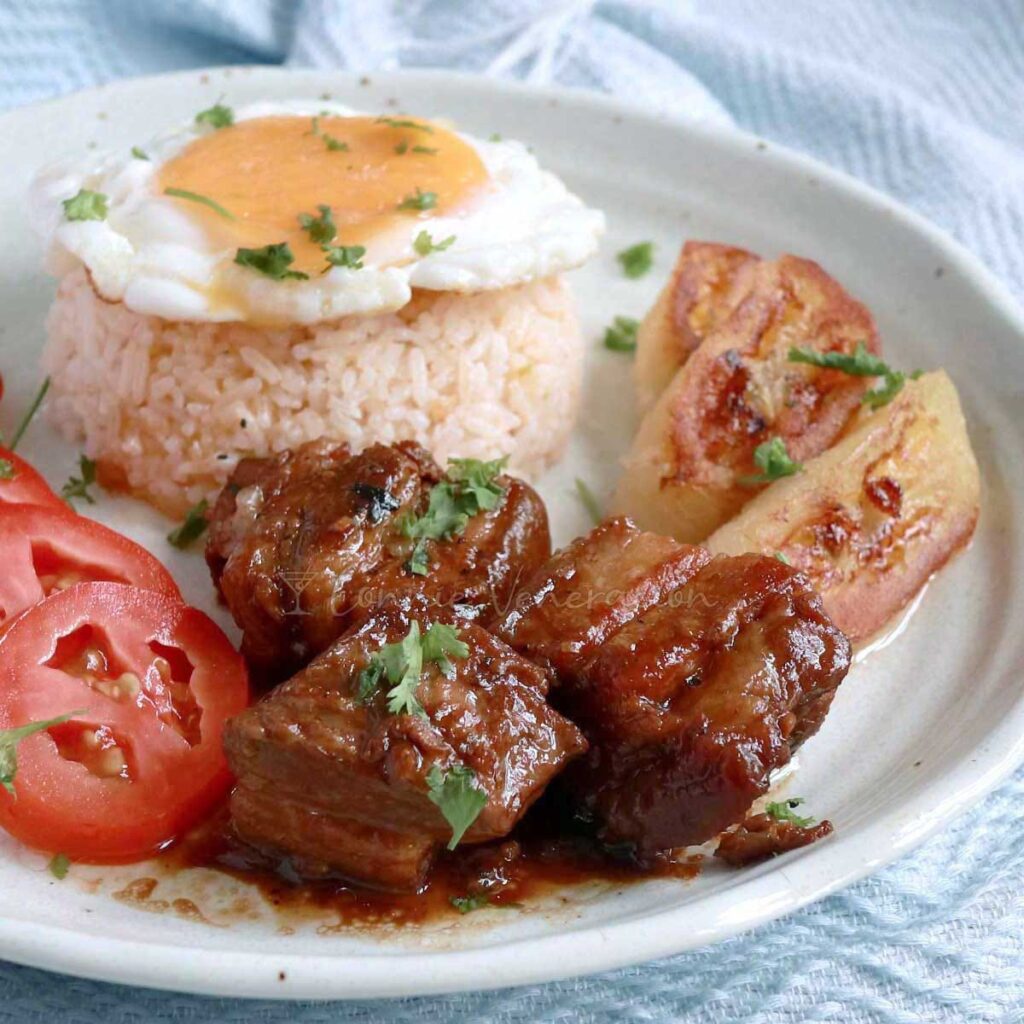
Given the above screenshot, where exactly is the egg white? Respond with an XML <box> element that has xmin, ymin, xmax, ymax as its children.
<box><xmin>30</xmin><ymin>101</ymin><xmax>606</xmax><ymax>324</ymax></box>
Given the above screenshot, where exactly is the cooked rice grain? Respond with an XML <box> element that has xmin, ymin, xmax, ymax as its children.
<box><xmin>43</xmin><ymin>269</ymin><xmax>582</xmax><ymax>517</ymax></box>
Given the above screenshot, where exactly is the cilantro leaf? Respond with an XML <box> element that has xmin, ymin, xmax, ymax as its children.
<box><xmin>234</xmin><ymin>243</ymin><xmax>309</xmax><ymax>281</ymax></box>
<box><xmin>323</xmin><ymin>244</ymin><xmax>366</xmax><ymax>270</ymax></box>
<box><xmin>603</xmin><ymin>315</ymin><xmax>639</xmax><ymax>353</ymax></box>
<box><xmin>426</xmin><ymin>763</ymin><xmax>487</xmax><ymax>850</ymax></box>
<box><xmin>48</xmin><ymin>853</ymin><xmax>70</xmax><ymax>880</ymax></box>
<box><xmin>376</xmin><ymin>117</ymin><xmax>434</xmax><ymax>134</ymax></box>
<box><xmin>764</xmin><ymin>797</ymin><xmax>814</xmax><ymax>828</ymax></box>
<box><xmin>788</xmin><ymin>341</ymin><xmax>889</xmax><ymax>377</ymax></box>
<box><xmin>7</xmin><ymin>376</ymin><xmax>51</xmax><ymax>451</ymax></box>
<box><xmin>62</xmin><ymin>189</ymin><xmax>108</xmax><ymax>222</ymax></box>
<box><xmin>323</xmin><ymin>134</ymin><xmax>349</xmax><ymax>152</ymax></box>
<box><xmin>398</xmin><ymin>188</ymin><xmax>438</xmax><ymax>212</ymax></box>
<box><xmin>774</xmin><ymin>551</ymin><xmax>791</xmax><ymax>565</ymax></box>
<box><xmin>167</xmin><ymin>498</ymin><xmax>209</xmax><ymax>549</ymax></box>
<box><xmin>0</xmin><ymin>459</ymin><xmax>15</xmax><ymax>480</ymax></box>
<box><xmin>862</xmin><ymin>370</ymin><xmax>916</xmax><ymax>409</ymax></box>
<box><xmin>446</xmin><ymin>457</ymin><xmax>508</xmax><ymax>513</ymax></box>
<box><xmin>355</xmin><ymin>659</ymin><xmax>386</xmax><ymax>704</ymax></box>
<box><xmin>164</xmin><ymin>187</ymin><xmax>235</xmax><ymax>221</ymax></box>
<box><xmin>740</xmin><ymin>437</ymin><xmax>802</xmax><ymax>486</ymax></box>
<box><xmin>617</xmin><ymin>241</ymin><xmax>654</xmax><ymax>279</ymax></box>
<box><xmin>0</xmin><ymin>712</ymin><xmax>82</xmax><ymax>796</ymax></box>
<box><xmin>413</xmin><ymin>230</ymin><xmax>456</xmax><ymax>256</ymax></box>
<box><xmin>61</xmin><ymin>454</ymin><xmax>97</xmax><ymax>507</ymax></box>
<box><xmin>421</xmin><ymin>622</ymin><xmax>470</xmax><ymax>678</ymax></box>
<box><xmin>574</xmin><ymin>478</ymin><xmax>602</xmax><ymax>526</ymax></box>
<box><xmin>383</xmin><ymin>621</ymin><xmax>425</xmax><ymax>717</ymax></box>
<box><xmin>405</xmin><ymin>539</ymin><xmax>430</xmax><ymax>576</ymax></box>
<box><xmin>195</xmin><ymin>103</ymin><xmax>234</xmax><ymax>129</ymax></box>
<box><xmin>412</xmin><ymin>145</ymin><xmax>438</xmax><ymax>155</ymax></box>
<box><xmin>450</xmin><ymin>894</ymin><xmax>494</xmax><ymax>914</ymax></box>
<box><xmin>298</xmin><ymin>204</ymin><xmax>337</xmax><ymax>245</ymax></box>
<box><xmin>131</xmin><ymin>146</ymin><xmax>149</xmax><ymax>160</ymax></box>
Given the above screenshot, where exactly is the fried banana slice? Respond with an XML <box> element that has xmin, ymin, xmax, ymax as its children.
<box><xmin>614</xmin><ymin>253</ymin><xmax>881</xmax><ymax>542</ymax></box>
<box><xmin>634</xmin><ymin>241</ymin><xmax>759</xmax><ymax>413</ymax></box>
<box><xmin>707</xmin><ymin>371</ymin><xmax>980</xmax><ymax>642</ymax></box>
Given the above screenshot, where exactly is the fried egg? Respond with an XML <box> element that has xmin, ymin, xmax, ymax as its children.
<box><xmin>30</xmin><ymin>100</ymin><xmax>605</xmax><ymax>325</ymax></box>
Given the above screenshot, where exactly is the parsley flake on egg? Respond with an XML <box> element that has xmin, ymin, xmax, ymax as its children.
<box><xmin>740</xmin><ymin>438</ymin><xmax>802</xmax><ymax>486</ymax></box>
<box><xmin>413</xmin><ymin>230</ymin><xmax>456</xmax><ymax>256</ymax></box>
<box><xmin>323</xmin><ymin>244</ymin><xmax>366</xmax><ymax>270</ymax></box>
<box><xmin>398</xmin><ymin>188</ymin><xmax>438</xmax><ymax>212</ymax></box>
<box><xmin>234</xmin><ymin>242</ymin><xmax>309</xmax><ymax>281</ymax></box>
<box><xmin>63</xmin><ymin>189</ymin><xmax>108</xmax><ymax>222</ymax></box>
<box><xmin>298</xmin><ymin>204</ymin><xmax>337</xmax><ymax>244</ymax></box>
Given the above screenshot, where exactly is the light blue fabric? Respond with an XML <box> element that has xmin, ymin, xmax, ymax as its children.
<box><xmin>0</xmin><ymin>1</ymin><xmax>1022</xmax><ymax>1020</ymax></box>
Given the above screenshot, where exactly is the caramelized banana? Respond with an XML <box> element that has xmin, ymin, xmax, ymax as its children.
<box><xmin>707</xmin><ymin>371</ymin><xmax>980</xmax><ymax>642</ymax></box>
<box><xmin>634</xmin><ymin>241</ymin><xmax>758</xmax><ymax>413</ymax></box>
<box><xmin>614</xmin><ymin>252</ymin><xmax>881</xmax><ymax>542</ymax></box>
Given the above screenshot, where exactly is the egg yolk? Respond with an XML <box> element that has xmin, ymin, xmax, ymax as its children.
<box><xmin>158</xmin><ymin>115</ymin><xmax>489</xmax><ymax>275</ymax></box>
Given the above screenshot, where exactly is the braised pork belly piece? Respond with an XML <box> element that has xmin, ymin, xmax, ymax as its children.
<box><xmin>223</xmin><ymin>613</ymin><xmax>586</xmax><ymax>890</ymax></box>
<box><xmin>715</xmin><ymin>811</ymin><xmax>835</xmax><ymax>867</ymax></box>
<box><xmin>494</xmin><ymin>523</ymin><xmax>851</xmax><ymax>861</ymax></box>
<box><xmin>206</xmin><ymin>440</ymin><xmax>550</xmax><ymax>682</ymax></box>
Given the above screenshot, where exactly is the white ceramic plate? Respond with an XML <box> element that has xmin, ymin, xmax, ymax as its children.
<box><xmin>0</xmin><ymin>67</ymin><xmax>1021</xmax><ymax>1001</ymax></box>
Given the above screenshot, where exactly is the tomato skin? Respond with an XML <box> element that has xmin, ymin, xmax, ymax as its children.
<box><xmin>0</xmin><ymin>583</ymin><xmax>249</xmax><ymax>861</ymax></box>
<box><xmin>0</xmin><ymin>447</ymin><xmax>64</xmax><ymax>511</ymax></box>
<box><xmin>0</xmin><ymin>503</ymin><xmax>180</xmax><ymax>631</ymax></box>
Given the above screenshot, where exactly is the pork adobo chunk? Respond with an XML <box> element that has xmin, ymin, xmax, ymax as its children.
<box><xmin>206</xmin><ymin>440</ymin><xmax>550</xmax><ymax>682</ymax></box>
<box><xmin>494</xmin><ymin>521</ymin><xmax>850</xmax><ymax>860</ymax></box>
<box><xmin>715</xmin><ymin>811</ymin><xmax>834</xmax><ymax>867</ymax></box>
<box><xmin>223</xmin><ymin>613</ymin><xmax>586</xmax><ymax>890</ymax></box>
<box><xmin>490</xmin><ymin>516</ymin><xmax>710</xmax><ymax>680</ymax></box>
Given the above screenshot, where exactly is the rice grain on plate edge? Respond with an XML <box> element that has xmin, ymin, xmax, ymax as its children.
<box><xmin>43</xmin><ymin>268</ymin><xmax>582</xmax><ymax>517</ymax></box>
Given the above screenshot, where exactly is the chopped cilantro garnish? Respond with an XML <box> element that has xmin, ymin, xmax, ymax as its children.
<box><xmin>774</xmin><ymin>551</ymin><xmax>791</xmax><ymax>565</ymax></box>
<box><xmin>399</xmin><ymin>459</ymin><xmax>507</xmax><ymax>575</ymax></box>
<box><xmin>789</xmin><ymin>341</ymin><xmax>888</xmax><ymax>377</ymax></box>
<box><xmin>617</xmin><ymin>241</ymin><xmax>654</xmax><ymax>279</ymax></box>
<box><xmin>413</xmin><ymin>230</ymin><xmax>455</xmax><ymax>256</ymax></box>
<box><xmin>488</xmin><ymin>133</ymin><xmax>502</xmax><ymax>142</ymax></box>
<box><xmin>574</xmin><ymin>478</ymin><xmax>602</xmax><ymax>526</ymax></box>
<box><xmin>421</xmin><ymin>622</ymin><xmax>470</xmax><ymax>678</ymax></box>
<box><xmin>195</xmin><ymin>103</ymin><xmax>233</xmax><ymax>129</ymax></box>
<box><xmin>863</xmin><ymin>370</ymin><xmax>922</xmax><ymax>409</ymax></box>
<box><xmin>7</xmin><ymin>377</ymin><xmax>50</xmax><ymax>451</ymax></box>
<box><xmin>131</xmin><ymin>146</ymin><xmax>149</xmax><ymax>160</ymax></box>
<box><xmin>234</xmin><ymin>243</ymin><xmax>309</xmax><ymax>281</ymax></box>
<box><xmin>0</xmin><ymin>459</ymin><xmax>14</xmax><ymax>480</ymax></box>
<box><xmin>603</xmin><ymin>315</ymin><xmax>639</xmax><ymax>353</ymax></box>
<box><xmin>450</xmin><ymin>894</ymin><xmax>492</xmax><ymax>914</ymax></box>
<box><xmin>48</xmin><ymin>853</ymin><xmax>70</xmax><ymax>880</ymax></box>
<box><xmin>789</xmin><ymin>342</ymin><xmax>921</xmax><ymax>410</ymax></box>
<box><xmin>323</xmin><ymin>134</ymin><xmax>349</xmax><ymax>152</ymax></box>
<box><xmin>764</xmin><ymin>797</ymin><xmax>814</xmax><ymax>828</ymax></box>
<box><xmin>167</xmin><ymin>498</ymin><xmax>209</xmax><ymax>549</ymax></box>
<box><xmin>427</xmin><ymin>763</ymin><xmax>487</xmax><ymax>850</ymax></box>
<box><xmin>323</xmin><ymin>244</ymin><xmax>366</xmax><ymax>270</ymax></box>
<box><xmin>394</xmin><ymin>140</ymin><xmax>409</xmax><ymax>155</ymax></box>
<box><xmin>398</xmin><ymin>188</ymin><xmax>438</xmax><ymax>212</ymax></box>
<box><xmin>412</xmin><ymin>145</ymin><xmax>438</xmax><ymax>155</ymax></box>
<box><xmin>164</xmin><ymin>187</ymin><xmax>236</xmax><ymax>220</ymax></box>
<box><xmin>0</xmin><ymin>712</ymin><xmax>82</xmax><ymax>796</ymax></box>
<box><xmin>298</xmin><ymin>204</ymin><xmax>337</xmax><ymax>244</ymax></box>
<box><xmin>355</xmin><ymin>620</ymin><xmax>470</xmax><ymax>717</ymax></box>
<box><xmin>376</xmin><ymin>117</ymin><xmax>434</xmax><ymax>134</ymax></box>
<box><xmin>62</xmin><ymin>189</ymin><xmax>108</xmax><ymax>222</ymax></box>
<box><xmin>740</xmin><ymin>438</ymin><xmax>802</xmax><ymax>486</ymax></box>
<box><xmin>61</xmin><ymin>455</ymin><xmax>97</xmax><ymax>507</ymax></box>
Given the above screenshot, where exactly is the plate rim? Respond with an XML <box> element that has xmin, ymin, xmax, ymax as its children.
<box><xmin>0</xmin><ymin>64</ymin><xmax>1022</xmax><ymax>1001</ymax></box>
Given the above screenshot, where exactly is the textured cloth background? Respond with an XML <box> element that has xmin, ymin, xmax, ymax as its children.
<box><xmin>0</xmin><ymin>0</ymin><xmax>1023</xmax><ymax>1021</ymax></box>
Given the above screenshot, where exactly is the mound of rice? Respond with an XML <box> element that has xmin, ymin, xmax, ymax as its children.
<box><xmin>43</xmin><ymin>269</ymin><xmax>582</xmax><ymax>517</ymax></box>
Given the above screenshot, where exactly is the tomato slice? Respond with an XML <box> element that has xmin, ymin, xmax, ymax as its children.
<box><xmin>0</xmin><ymin>582</ymin><xmax>249</xmax><ymax>860</ymax></box>
<box><xmin>0</xmin><ymin>504</ymin><xmax>180</xmax><ymax>631</ymax></box>
<box><xmin>0</xmin><ymin>447</ymin><xmax>64</xmax><ymax>510</ymax></box>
